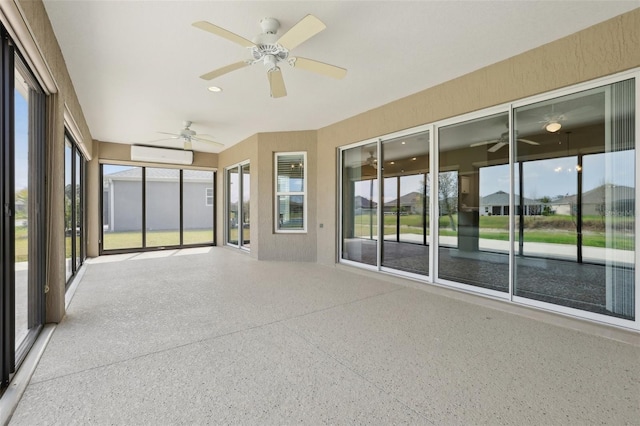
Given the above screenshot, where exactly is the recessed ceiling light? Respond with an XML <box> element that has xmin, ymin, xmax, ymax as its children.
<box><xmin>390</xmin><ymin>161</ymin><xmax>395</xmax><ymax>165</ymax></box>
<box><xmin>401</xmin><ymin>141</ymin><xmax>406</xmax><ymax>145</ymax></box>
<box><xmin>208</xmin><ymin>86</ymin><xmax>222</xmax><ymax>92</ymax></box>
<box><xmin>411</xmin><ymin>157</ymin><xmax>417</xmax><ymax>161</ymax></box>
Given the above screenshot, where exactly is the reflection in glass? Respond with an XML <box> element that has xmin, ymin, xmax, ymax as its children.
<box><xmin>241</xmin><ymin>163</ymin><xmax>251</xmax><ymax>248</ymax></box>
<box><xmin>102</xmin><ymin>165</ymin><xmax>143</xmax><ymax>250</ymax></box>
<box><xmin>438</xmin><ymin>112</ymin><xmax>510</xmax><ymax>292</ymax></box>
<box><xmin>514</xmin><ymin>80</ymin><xmax>635</xmax><ymax>319</ymax></box>
<box><xmin>146</xmin><ymin>168</ymin><xmax>180</xmax><ymax>247</ymax></box>
<box><xmin>381</xmin><ymin>131</ymin><xmax>430</xmax><ymax>276</ymax></box>
<box><xmin>227</xmin><ymin>167</ymin><xmax>239</xmax><ymax>246</ymax></box>
<box><xmin>342</xmin><ymin>142</ymin><xmax>379</xmax><ymax>266</ymax></box>
<box><xmin>183</xmin><ymin>170</ymin><xmax>214</xmax><ymax>245</ymax></box>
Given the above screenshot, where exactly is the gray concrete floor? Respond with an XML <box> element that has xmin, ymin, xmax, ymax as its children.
<box><xmin>9</xmin><ymin>247</ymin><xmax>640</xmax><ymax>425</ymax></box>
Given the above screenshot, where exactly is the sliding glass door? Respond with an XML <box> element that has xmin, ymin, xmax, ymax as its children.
<box><xmin>339</xmin><ymin>74</ymin><xmax>637</xmax><ymax>328</ymax></box>
<box><xmin>101</xmin><ymin>164</ymin><xmax>215</xmax><ymax>253</ymax></box>
<box><xmin>1</xmin><ymin>33</ymin><xmax>46</xmax><ymax>387</ymax></box>
<box><xmin>226</xmin><ymin>161</ymin><xmax>250</xmax><ymax>250</ymax></box>
<box><xmin>65</xmin><ymin>133</ymin><xmax>86</xmax><ymax>284</ymax></box>
<box><xmin>514</xmin><ymin>79</ymin><xmax>635</xmax><ymax>320</ymax></box>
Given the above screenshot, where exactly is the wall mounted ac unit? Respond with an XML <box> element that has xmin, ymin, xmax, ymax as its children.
<box><xmin>130</xmin><ymin>145</ymin><xmax>193</xmax><ymax>165</ymax></box>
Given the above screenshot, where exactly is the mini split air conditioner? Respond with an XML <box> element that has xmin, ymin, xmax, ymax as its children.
<box><xmin>130</xmin><ymin>145</ymin><xmax>193</xmax><ymax>165</ymax></box>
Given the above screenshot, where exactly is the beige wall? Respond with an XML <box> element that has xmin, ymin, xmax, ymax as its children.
<box><xmin>316</xmin><ymin>9</ymin><xmax>640</xmax><ymax>265</ymax></box>
<box><xmin>256</xmin><ymin>131</ymin><xmax>317</xmax><ymax>262</ymax></box>
<box><xmin>216</xmin><ymin>131</ymin><xmax>318</xmax><ymax>261</ymax></box>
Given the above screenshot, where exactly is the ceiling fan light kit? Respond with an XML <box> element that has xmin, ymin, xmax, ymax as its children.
<box><xmin>193</xmin><ymin>14</ymin><xmax>347</xmax><ymax>98</ymax></box>
<box><xmin>545</xmin><ymin>121</ymin><xmax>562</xmax><ymax>132</ymax></box>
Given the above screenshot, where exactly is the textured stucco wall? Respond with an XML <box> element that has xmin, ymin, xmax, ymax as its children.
<box><xmin>316</xmin><ymin>9</ymin><xmax>640</xmax><ymax>265</ymax></box>
<box><xmin>256</xmin><ymin>131</ymin><xmax>317</xmax><ymax>262</ymax></box>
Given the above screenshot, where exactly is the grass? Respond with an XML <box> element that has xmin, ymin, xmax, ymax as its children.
<box><xmin>103</xmin><ymin>229</ymin><xmax>214</xmax><ymax>251</ymax></box>
<box><xmin>351</xmin><ymin>214</ymin><xmax>635</xmax><ymax>250</ymax></box>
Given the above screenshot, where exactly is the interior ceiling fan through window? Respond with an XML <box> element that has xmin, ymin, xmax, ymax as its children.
<box><xmin>193</xmin><ymin>14</ymin><xmax>347</xmax><ymax>98</ymax></box>
<box><xmin>470</xmin><ymin>123</ymin><xmax>539</xmax><ymax>152</ymax></box>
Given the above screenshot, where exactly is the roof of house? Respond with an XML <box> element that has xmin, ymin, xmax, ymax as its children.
<box><xmin>481</xmin><ymin>190</ymin><xmax>539</xmax><ymax>206</ymax></box>
<box><xmin>105</xmin><ymin>167</ymin><xmax>214</xmax><ymax>182</ymax></box>
<box><xmin>384</xmin><ymin>191</ymin><xmax>424</xmax><ymax>207</ymax></box>
<box><xmin>552</xmin><ymin>184</ymin><xmax>635</xmax><ymax>204</ymax></box>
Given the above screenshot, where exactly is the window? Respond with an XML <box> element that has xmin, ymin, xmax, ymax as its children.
<box><xmin>205</xmin><ymin>188</ymin><xmax>213</xmax><ymax>206</ymax></box>
<box><xmin>275</xmin><ymin>152</ymin><xmax>306</xmax><ymax>232</ymax></box>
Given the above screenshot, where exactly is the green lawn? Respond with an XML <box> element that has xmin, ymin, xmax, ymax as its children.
<box><xmin>351</xmin><ymin>214</ymin><xmax>635</xmax><ymax>250</ymax></box>
<box><xmin>103</xmin><ymin>229</ymin><xmax>214</xmax><ymax>251</ymax></box>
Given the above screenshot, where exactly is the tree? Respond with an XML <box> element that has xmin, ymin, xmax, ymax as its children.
<box><xmin>439</xmin><ymin>172</ymin><xmax>457</xmax><ymax>231</ymax></box>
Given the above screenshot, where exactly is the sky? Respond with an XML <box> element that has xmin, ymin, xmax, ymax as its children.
<box><xmin>15</xmin><ymin>89</ymin><xmax>29</xmax><ymax>190</ymax></box>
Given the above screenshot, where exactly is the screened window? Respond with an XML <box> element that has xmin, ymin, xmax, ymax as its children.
<box><xmin>275</xmin><ymin>152</ymin><xmax>306</xmax><ymax>232</ymax></box>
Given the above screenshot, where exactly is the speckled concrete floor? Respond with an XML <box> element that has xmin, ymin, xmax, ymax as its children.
<box><xmin>9</xmin><ymin>248</ymin><xmax>640</xmax><ymax>425</ymax></box>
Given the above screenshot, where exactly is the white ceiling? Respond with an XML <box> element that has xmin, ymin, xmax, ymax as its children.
<box><xmin>42</xmin><ymin>1</ymin><xmax>638</xmax><ymax>153</ymax></box>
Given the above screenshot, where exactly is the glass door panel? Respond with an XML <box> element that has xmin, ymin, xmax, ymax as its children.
<box><xmin>438</xmin><ymin>112</ymin><xmax>510</xmax><ymax>292</ymax></box>
<box><xmin>182</xmin><ymin>170</ymin><xmax>214</xmax><ymax>245</ymax></box>
<box><xmin>145</xmin><ymin>168</ymin><xmax>180</xmax><ymax>248</ymax></box>
<box><xmin>74</xmin><ymin>150</ymin><xmax>83</xmax><ymax>269</ymax></box>
<box><xmin>102</xmin><ymin>165</ymin><xmax>143</xmax><ymax>250</ymax></box>
<box><xmin>241</xmin><ymin>163</ymin><xmax>250</xmax><ymax>248</ymax></box>
<box><xmin>14</xmin><ymin>70</ymin><xmax>30</xmax><ymax>347</ymax></box>
<box><xmin>64</xmin><ymin>142</ymin><xmax>73</xmax><ymax>281</ymax></box>
<box><xmin>381</xmin><ymin>131</ymin><xmax>430</xmax><ymax>276</ymax></box>
<box><xmin>514</xmin><ymin>80</ymin><xmax>635</xmax><ymax>319</ymax></box>
<box><xmin>227</xmin><ymin>167</ymin><xmax>239</xmax><ymax>246</ymax></box>
<box><xmin>341</xmin><ymin>142</ymin><xmax>379</xmax><ymax>266</ymax></box>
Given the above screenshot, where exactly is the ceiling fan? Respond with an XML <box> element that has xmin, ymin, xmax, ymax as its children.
<box><xmin>357</xmin><ymin>150</ymin><xmax>377</xmax><ymax>169</ymax></box>
<box><xmin>193</xmin><ymin>14</ymin><xmax>347</xmax><ymax>98</ymax></box>
<box><xmin>155</xmin><ymin>121</ymin><xmax>224</xmax><ymax>150</ymax></box>
<box><xmin>538</xmin><ymin>105</ymin><xmax>598</xmax><ymax>133</ymax></box>
<box><xmin>470</xmin><ymin>124</ymin><xmax>539</xmax><ymax>152</ymax></box>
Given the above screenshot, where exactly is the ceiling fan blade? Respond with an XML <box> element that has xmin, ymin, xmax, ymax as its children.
<box><xmin>277</xmin><ymin>14</ymin><xmax>326</xmax><ymax>51</ymax></box>
<box><xmin>469</xmin><ymin>139</ymin><xmax>499</xmax><ymax>148</ymax></box>
<box><xmin>156</xmin><ymin>132</ymin><xmax>180</xmax><ymax>138</ymax></box>
<box><xmin>200</xmin><ymin>61</ymin><xmax>249</xmax><ymax>81</ymax></box>
<box><xmin>267</xmin><ymin>68</ymin><xmax>287</xmax><ymax>98</ymax></box>
<box><xmin>518</xmin><ymin>138</ymin><xmax>540</xmax><ymax>146</ymax></box>
<box><xmin>192</xmin><ymin>21</ymin><xmax>256</xmax><ymax>48</ymax></box>
<box><xmin>289</xmin><ymin>57</ymin><xmax>347</xmax><ymax>79</ymax></box>
<box><xmin>488</xmin><ymin>142</ymin><xmax>507</xmax><ymax>153</ymax></box>
<box><xmin>192</xmin><ymin>135</ymin><xmax>225</xmax><ymax>147</ymax></box>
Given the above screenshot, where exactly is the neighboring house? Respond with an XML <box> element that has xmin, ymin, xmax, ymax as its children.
<box><xmin>103</xmin><ymin>168</ymin><xmax>213</xmax><ymax>232</ymax></box>
<box><xmin>384</xmin><ymin>191</ymin><xmax>424</xmax><ymax>215</ymax></box>
<box><xmin>353</xmin><ymin>195</ymin><xmax>377</xmax><ymax>215</ymax></box>
<box><xmin>480</xmin><ymin>191</ymin><xmax>543</xmax><ymax>216</ymax></box>
<box><xmin>551</xmin><ymin>184</ymin><xmax>635</xmax><ymax>216</ymax></box>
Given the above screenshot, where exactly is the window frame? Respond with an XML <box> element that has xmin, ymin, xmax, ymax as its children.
<box><xmin>274</xmin><ymin>151</ymin><xmax>307</xmax><ymax>234</ymax></box>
